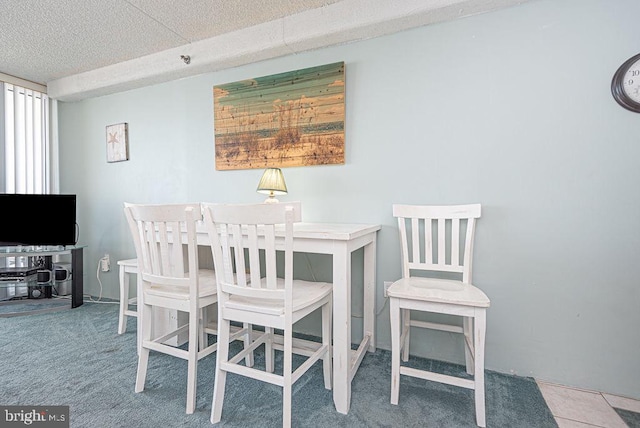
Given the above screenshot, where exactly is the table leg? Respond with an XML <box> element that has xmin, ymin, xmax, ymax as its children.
<box><xmin>71</xmin><ymin>248</ymin><xmax>83</xmax><ymax>308</ymax></box>
<box><xmin>363</xmin><ymin>239</ymin><xmax>377</xmax><ymax>352</ymax></box>
<box><xmin>137</xmin><ymin>271</ymin><xmax>143</xmax><ymax>355</ymax></box>
<box><xmin>332</xmin><ymin>243</ymin><xmax>351</xmax><ymax>414</ymax></box>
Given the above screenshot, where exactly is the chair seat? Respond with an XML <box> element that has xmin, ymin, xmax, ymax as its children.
<box><xmin>145</xmin><ymin>269</ymin><xmax>217</xmax><ymax>300</ymax></box>
<box><xmin>117</xmin><ymin>258</ymin><xmax>138</xmax><ymax>268</ymax></box>
<box><xmin>226</xmin><ymin>278</ymin><xmax>332</xmax><ymax>316</ymax></box>
<box><xmin>387</xmin><ymin>277</ymin><xmax>490</xmax><ymax>308</ymax></box>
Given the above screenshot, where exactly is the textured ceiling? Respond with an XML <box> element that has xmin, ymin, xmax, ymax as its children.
<box><xmin>0</xmin><ymin>0</ymin><xmax>341</xmax><ymax>84</ymax></box>
<box><xmin>0</xmin><ymin>0</ymin><xmax>530</xmax><ymax>100</ymax></box>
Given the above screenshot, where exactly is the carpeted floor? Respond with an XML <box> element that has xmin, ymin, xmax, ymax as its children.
<box><xmin>0</xmin><ymin>297</ymin><xmax>71</xmax><ymax>316</ymax></box>
<box><xmin>1</xmin><ymin>301</ymin><xmax>559</xmax><ymax>427</ymax></box>
<box><xmin>617</xmin><ymin>408</ymin><xmax>640</xmax><ymax>428</ymax></box>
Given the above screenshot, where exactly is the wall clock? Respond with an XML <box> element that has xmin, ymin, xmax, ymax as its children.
<box><xmin>611</xmin><ymin>53</ymin><xmax>640</xmax><ymax>113</ymax></box>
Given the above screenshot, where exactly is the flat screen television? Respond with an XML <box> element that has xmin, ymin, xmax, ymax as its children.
<box><xmin>0</xmin><ymin>193</ymin><xmax>77</xmax><ymax>246</ymax></box>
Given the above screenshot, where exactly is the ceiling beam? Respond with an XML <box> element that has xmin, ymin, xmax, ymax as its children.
<box><xmin>47</xmin><ymin>0</ymin><xmax>528</xmax><ymax>102</ymax></box>
<box><xmin>0</xmin><ymin>72</ymin><xmax>47</xmax><ymax>93</ymax></box>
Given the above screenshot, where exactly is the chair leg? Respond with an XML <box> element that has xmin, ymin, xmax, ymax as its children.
<box><xmin>390</xmin><ymin>298</ymin><xmax>401</xmax><ymax>405</ymax></box>
<box><xmin>135</xmin><ymin>274</ymin><xmax>143</xmax><ymax>354</ymax></box>
<box><xmin>265</xmin><ymin>327</ymin><xmax>274</xmax><ymax>373</ymax></box>
<box><xmin>464</xmin><ymin>316</ymin><xmax>474</xmax><ymax>375</ymax></box>
<box><xmin>211</xmin><ymin>317</ymin><xmax>231</xmax><ymax>424</ymax></box>
<box><xmin>135</xmin><ymin>348</ymin><xmax>150</xmax><ymax>393</ymax></box>
<box><xmin>283</xmin><ymin>328</ymin><xmax>293</xmax><ymax>428</ymax></box>
<box><xmin>185</xmin><ymin>309</ymin><xmax>199</xmax><ymax>414</ymax></box>
<box><xmin>199</xmin><ymin>308</ymin><xmax>207</xmax><ymax>352</ymax></box>
<box><xmin>401</xmin><ymin>308</ymin><xmax>411</xmax><ymax>362</ymax></box>
<box><xmin>118</xmin><ymin>266</ymin><xmax>129</xmax><ymax>334</ymax></box>
<box><xmin>244</xmin><ymin>323</ymin><xmax>254</xmax><ymax>368</ymax></box>
<box><xmin>135</xmin><ymin>302</ymin><xmax>152</xmax><ymax>393</ymax></box>
<box><xmin>322</xmin><ymin>299</ymin><xmax>332</xmax><ymax>390</ymax></box>
<box><xmin>474</xmin><ymin>310</ymin><xmax>487</xmax><ymax>428</ymax></box>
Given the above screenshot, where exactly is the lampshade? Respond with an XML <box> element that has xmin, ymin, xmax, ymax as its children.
<box><xmin>256</xmin><ymin>168</ymin><xmax>287</xmax><ymax>203</ymax></box>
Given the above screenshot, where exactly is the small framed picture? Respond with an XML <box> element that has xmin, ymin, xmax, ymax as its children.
<box><xmin>106</xmin><ymin>123</ymin><xmax>129</xmax><ymax>162</ymax></box>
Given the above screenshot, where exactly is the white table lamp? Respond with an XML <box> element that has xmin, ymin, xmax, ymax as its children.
<box><xmin>257</xmin><ymin>168</ymin><xmax>287</xmax><ymax>203</ymax></box>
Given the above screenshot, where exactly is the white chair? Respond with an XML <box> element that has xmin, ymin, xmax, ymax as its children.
<box><xmin>124</xmin><ymin>203</ymin><xmax>219</xmax><ymax>414</ymax></box>
<box><xmin>117</xmin><ymin>258</ymin><xmax>138</xmax><ymax>334</ymax></box>
<box><xmin>388</xmin><ymin>204</ymin><xmax>490</xmax><ymax>427</ymax></box>
<box><xmin>203</xmin><ymin>202</ymin><xmax>332</xmax><ymax>428</ymax></box>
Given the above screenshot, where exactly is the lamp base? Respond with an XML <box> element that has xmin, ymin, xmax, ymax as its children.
<box><xmin>264</xmin><ymin>197</ymin><xmax>279</xmax><ymax>204</ymax></box>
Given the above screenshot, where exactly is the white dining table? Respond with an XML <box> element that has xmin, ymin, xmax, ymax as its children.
<box><xmin>140</xmin><ymin>221</ymin><xmax>380</xmax><ymax>415</ymax></box>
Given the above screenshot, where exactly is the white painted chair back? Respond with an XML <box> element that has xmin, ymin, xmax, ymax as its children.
<box><xmin>126</xmin><ymin>203</ymin><xmax>202</xmax><ymax>299</ymax></box>
<box><xmin>394</xmin><ymin>204</ymin><xmax>481</xmax><ymax>282</ymax></box>
<box><xmin>207</xmin><ymin>202</ymin><xmax>301</xmax><ymax>311</ymax></box>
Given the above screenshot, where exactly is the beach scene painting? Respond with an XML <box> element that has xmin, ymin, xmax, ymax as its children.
<box><xmin>214</xmin><ymin>62</ymin><xmax>345</xmax><ymax>170</ymax></box>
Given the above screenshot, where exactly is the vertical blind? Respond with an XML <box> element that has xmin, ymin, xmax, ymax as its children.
<box><xmin>0</xmin><ymin>82</ymin><xmax>51</xmax><ymax>273</ymax></box>
<box><xmin>1</xmin><ymin>82</ymin><xmax>50</xmax><ymax>194</ymax></box>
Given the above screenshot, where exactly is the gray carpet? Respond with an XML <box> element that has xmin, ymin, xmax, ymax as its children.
<box><xmin>616</xmin><ymin>408</ymin><xmax>640</xmax><ymax>428</ymax></box>
<box><xmin>1</xmin><ymin>302</ymin><xmax>558</xmax><ymax>427</ymax></box>
<box><xmin>0</xmin><ymin>298</ymin><xmax>70</xmax><ymax>316</ymax></box>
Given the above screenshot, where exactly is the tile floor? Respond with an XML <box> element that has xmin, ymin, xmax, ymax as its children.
<box><xmin>537</xmin><ymin>380</ymin><xmax>640</xmax><ymax>428</ymax></box>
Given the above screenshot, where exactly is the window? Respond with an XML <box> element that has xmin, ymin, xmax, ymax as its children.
<box><xmin>1</xmin><ymin>82</ymin><xmax>50</xmax><ymax>194</ymax></box>
<box><xmin>0</xmin><ymin>81</ymin><xmax>51</xmax><ymax>272</ymax></box>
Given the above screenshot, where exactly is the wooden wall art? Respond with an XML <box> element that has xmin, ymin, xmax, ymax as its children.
<box><xmin>106</xmin><ymin>122</ymin><xmax>129</xmax><ymax>162</ymax></box>
<box><xmin>213</xmin><ymin>62</ymin><xmax>345</xmax><ymax>170</ymax></box>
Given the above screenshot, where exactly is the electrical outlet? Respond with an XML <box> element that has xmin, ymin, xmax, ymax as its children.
<box><xmin>101</xmin><ymin>254</ymin><xmax>110</xmax><ymax>272</ymax></box>
<box><xmin>384</xmin><ymin>281</ymin><xmax>393</xmax><ymax>298</ymax></box>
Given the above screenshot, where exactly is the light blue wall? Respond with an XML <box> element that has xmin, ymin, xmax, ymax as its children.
<box><xmin>58</xmin><ymin>0</ymin><xmax>640</xmax><ymax>399</ymax></box>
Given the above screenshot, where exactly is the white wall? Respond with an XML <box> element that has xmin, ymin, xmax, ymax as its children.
<box><xmin>57</xmin><ymin>0</ymin><xmax>640</xmax><ymax>399</ymax></box>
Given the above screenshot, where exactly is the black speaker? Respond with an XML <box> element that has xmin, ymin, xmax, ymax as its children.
<box><xmin>54</xmin><ymin>264</ymin><xmax>71</xmax><ymax>281</ymax></box>
<box><xmin>28</xmin><ymin>285</ymin><xmax>45</xmax><ymax>299</ymax></box>
<box><xmin>37</xmin><ymin>269</ymin><xmax>52</xmax><ymax>284</ymax></box>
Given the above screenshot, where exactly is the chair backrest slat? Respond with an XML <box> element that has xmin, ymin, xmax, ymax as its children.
<box><xmin>226</xmin><ymin>223</ymin><xmax>245</xmax><ymax>287</ymax></box>
<box><xmin>169</xmin><ymin>220</ymin><xmax>185</xmax><ymax>276</ymax></box>
<box><xmin>397</xmin><ymin>217</ymin><xmax>410</xmax><ymax>278</ymax></box>
<box><xmin>393</xmin><ymin>204</ymin><xmax>481</xmax><ymax>282</ymax></box>
<box><xmin>464</xmin><ymin>216</ymin><xmax>477</xmax><ymax>280</ymax></box>
<box><xmin>451</xmin><ymin>218</ymin><xmax>460</xmax><ymax>267</ymax></box>
<box><xmin>437</xmin><ymin>218</ymin><xmax>446</xmax><ymax>265</ymax></box>
<box><xmin>264</xmin><ymin>224</ymin><xmax>278</xmax><ymax>289</ymax></box>
<box><xmin>411</xmin><ymin>217</ymin><xmax>420</xmax><ymax>264</ymax></box>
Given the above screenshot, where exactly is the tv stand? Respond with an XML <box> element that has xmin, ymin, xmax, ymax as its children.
<box><xmin>0</xmin><ymin>245</ymin><xmax>85</xmax><ymax>309</ymax></box>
